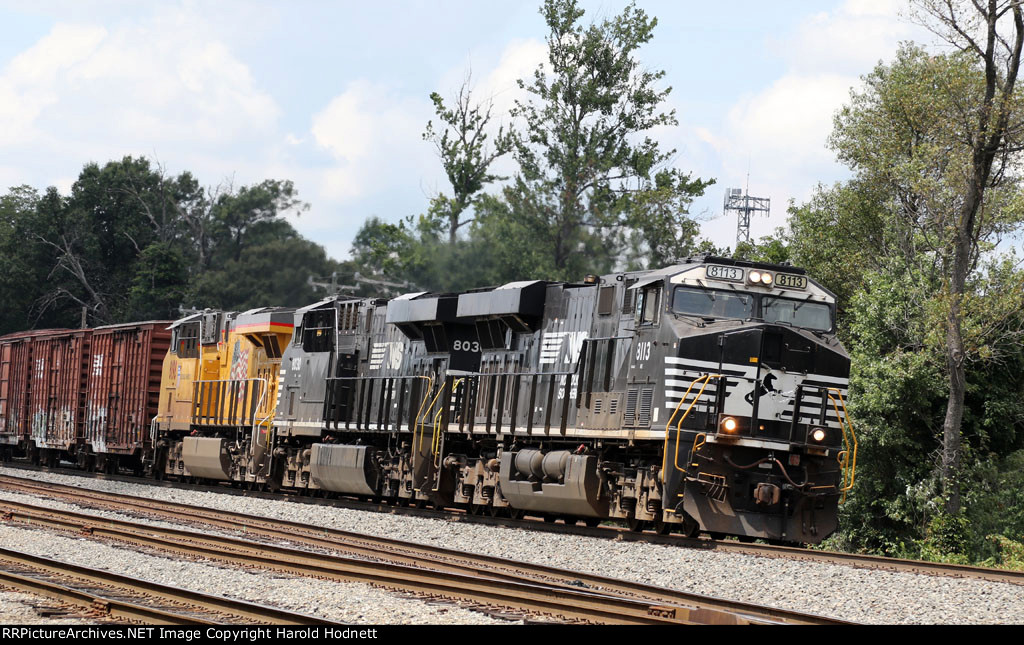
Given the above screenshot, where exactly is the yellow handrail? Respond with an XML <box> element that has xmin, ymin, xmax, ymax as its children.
<box><xmin>660</xmin><ymin>373</ymin><xmax>721</xmax><ymax>481</ymax></box>
<box><xmin>690</xmin><ymin>433</ymin><xmax>706</xmax><ymax>469</ymax></box>
<box><xmin>826</xmin><ymin>387</ymin><xmax>858</xmax><ymax>502</ymax></box>
<box><xmin>410</xmin><ymin>376</ymin><xmax>434</xmax><ymax>459</ymax></box>
<box><xmin>416</xmin><ymin>383</ymin><xmax>447</xmax><ymax>453</ymax></box>
<box><xmin>432</xmin><ymin>378</ymin><xmax>463</xmax><ymax>470</ymax></box>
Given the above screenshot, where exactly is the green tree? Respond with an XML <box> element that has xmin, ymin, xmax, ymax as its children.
<box><xmin>732</xmin><ymin>228</ymin><xmax>792</xmax><ymax>266</ymax></box>
<box><xmin>831</xmin><ymin>14</ymin><xmax>1024</xmax><ymax>514</ymax></box>
<box><xmin>0</xmin><ymin>186</ymin><xmax>62</xmax><ymax>332</ymax></box>
<box><xmin>126</xmin><ymin>242</ymin><xmax>189</xmax><ymax>320</ymax></box>
<box><xmin>192</xmin><ymin>236</ymin><xmax>346</xmax><ymax>310</ymax></box>
<box><xmin>423</xmin><ymin>79</ymin><xmax>513</xmax><ymax>245</ymax></box>
<box><xmin>1</xmin><ymin>156</ymin><xmax>330</xmax><ymax>329</ymax></box>
<box><xmin>206</xmin><ymin>179</ymin><xmax>308</xmax><ymax>265</ymax></box>
<box><xmin>508</xmin><ymin>0</ymin><xmax>711</xmax><ymax>279</ymax></box>
<box><xmin>36</xmin><ymin>157</ymin><xmax>173</xmax><ymax>324</ymax></box>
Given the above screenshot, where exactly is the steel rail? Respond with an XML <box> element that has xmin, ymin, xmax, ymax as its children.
<box><xmin>8</xmin><ymin>464</ymin><xmax>1020</xmax><ymax>590</ymax></box>
<box><xmin>2</xmin><ymin>497</ymin><xmax>796</xmax><ymax>626</ymax></box>
<box><xmin>0</xmin><ymin>546</ymin><xmax>336</xmax><ymax>625</ymax></box>
<box><xmin>0</xmin><ymin>474</ymin><xmax>846</xmax><ymax>625</ymax></box>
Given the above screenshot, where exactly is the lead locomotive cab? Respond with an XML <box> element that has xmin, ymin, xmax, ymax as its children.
<box><xmin>647</xmin><ymin>256</ymin><xmax>854</xmax><ymax>544</ymax></box>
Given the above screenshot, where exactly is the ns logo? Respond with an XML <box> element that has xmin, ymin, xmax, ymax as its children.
<box><xmin>370</xmin><ymin>342</ymin><xmax>405</xmax><ymax>370</ymax></box>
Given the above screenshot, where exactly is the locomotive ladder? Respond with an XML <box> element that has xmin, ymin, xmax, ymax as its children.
<box><xmin>825</xmin><ymin>388</ymin><xmax>858</xmax><ymax>502</ymax></box>
<box><xmin>661</xmin><ymin>373</ymin><xmax>722</xmax><ymax>481</ymax></box>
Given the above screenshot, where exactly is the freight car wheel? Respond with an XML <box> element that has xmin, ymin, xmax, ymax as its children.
<box><xmin>652</xmin><ymin>519</ymin><xmax>672</xmax><ymax>535</ymax></box>
<box><xmin>627</xmin><ymin>518</ymin><xmax>646</xmax><ymax>532</ymax></box>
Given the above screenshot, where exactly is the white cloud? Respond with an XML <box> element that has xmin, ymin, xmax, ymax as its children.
<box><xmin>770</xmin><ymin>0</ymin><xmax>920</xmax><ymax>76</ymax></box>
<box><xmin>0</xmin><ymin>7</ymin><xmax>278</xmax><ymax>155</ymax></box>
<box><xmin>311</xmin><ymin>79</ymin><xmax>435</xmax><ymax>203</ymax></box>
<box><xmin>476</xmin><ymin>38</ymin><xmax>547</xmax><ymax>118</ymax></box>
<box><xmin>0</xmin><ymin>23</ymin><xmax>106</xmax><ymax>146</ymax></box>
<box><xmin>724</xmin><ymin>73</ymin><xmax>854</xmax><ymax>172</ymax></box>
<box><xmin>693</xmin><ymin>0</ymin><xmax>935</xmax><ymax>249</ymax></box>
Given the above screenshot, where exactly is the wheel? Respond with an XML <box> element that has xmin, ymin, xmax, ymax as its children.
<box><xmin>627</xmin><ymin>517</ymin><xmax>647</xmax><ymax>532</ymax></box>
<box><xmin>652</xmin><ymin>519</ymin><xmax>672</xmax><ymax>535</ymax></box>
<box><xmin>583</xmin><ymin>517</ymin><xmax>601</xmax><ymax>528</ymax></box>
<box><xmin>680</xmin><ymin>519</ymin><xmax>701</xmax><ymax>538</ymax></box>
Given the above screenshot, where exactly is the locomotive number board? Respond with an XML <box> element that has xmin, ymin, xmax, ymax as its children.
<box><xmin>775</xmin><ymin>273</ymin><xmax>808</xmax><ymax>289</ymax></box>
<box><xmin>706</xmin><ymin>265</ymin><xmax>744</xmax><ymax>283</ymax></box>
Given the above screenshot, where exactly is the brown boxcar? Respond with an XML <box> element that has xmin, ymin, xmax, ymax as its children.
<box><xmin>84</xmin><ymin>321</ymin><xmax>171</xmax><ymax>471</ymax></box>
<box><xmin>29</xmin><ymin>329</ymin><xmax>92</xmax><ymax>462</ymax></box>
<box><xmin>0</xmin><ymin>332</ymin><xmax>36</xmax><ymax>456</ymax></box>
<box><xmin>0</xmin><ymin>330</ymin><xmax>78</xmax><ymax>461</ymax></box>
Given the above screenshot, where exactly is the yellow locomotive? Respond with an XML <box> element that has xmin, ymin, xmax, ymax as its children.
<box><xmin>155</xmin><ymin>308</ymin><xmax>294</xmax><ymax>486</ymax></box>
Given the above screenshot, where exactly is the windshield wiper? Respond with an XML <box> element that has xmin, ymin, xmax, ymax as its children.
<box><xmin>791</xmin><ymin>292</ymin><xmax>815</xmax><ymax>312</ymax></box>
<box><xmin>694</xmin><ymin>279</ymin><xmax>716</xmax><ymax>302</ymax></box>
<box><xmin>669</xmin><ymin>311</ymin><xmax>705</xmax><ymax>327</ymax></box>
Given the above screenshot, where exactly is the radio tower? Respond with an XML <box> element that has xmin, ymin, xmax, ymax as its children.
<box><xmin>723</xmin><ymin>178</ymin><xmax>770</xmax><ymax>248</ymax></box>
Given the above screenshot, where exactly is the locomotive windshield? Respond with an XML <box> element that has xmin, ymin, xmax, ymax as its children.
<box><xmin>672</xmin><ymin>286</ymin><xmax>834</xmax><ymax>332</ymax></box>
<box><xmin>672</xmin><ymin>287</ymin><xmax>754</xmax><ymax>320</ymax></box>
<box><xmin>762</xmin><ymin>296</ymin><xmax>832</xmax><ymax>331</ymax></box>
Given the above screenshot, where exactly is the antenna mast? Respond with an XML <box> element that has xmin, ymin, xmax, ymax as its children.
<box><xmin>723</xmin><ymin>185</ymin><xmax>770</xmax><ymax>248</ymax></box>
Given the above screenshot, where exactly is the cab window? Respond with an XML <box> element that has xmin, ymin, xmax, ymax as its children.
<box><xmin>762</xmin><ymin>297</ymin><xmax>833</xmax><ymax>332</ymax></box>
<box><xmin>175</xmin><ymin>322</ymin><xmax>200</xmax><ymax>358</ymax></box>
<box><xmin>635</xmin><ymin>287</ymin><xmax>661</xmax><ymax>326</ymax></box>
<box><xmin>672</xmin><ymin>287</ymin><xmax>753</xmax><ymax>320</ymax></box>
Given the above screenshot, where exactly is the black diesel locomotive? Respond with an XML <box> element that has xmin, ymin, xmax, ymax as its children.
<box><xmin>165</xmin><ymin>255</ymin><xmax>855</xmax><ymax>545</ymax></box>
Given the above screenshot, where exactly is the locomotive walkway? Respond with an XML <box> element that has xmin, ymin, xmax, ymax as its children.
<box><xmin>0</xmin><ymin>474</ymin><xmax>845</xmax><ymax>625</ymax></box>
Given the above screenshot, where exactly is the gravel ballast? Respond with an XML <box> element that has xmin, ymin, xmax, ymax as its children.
<box><xmin>1</xmin><ymin>466</ymin><xmax>1022</xmax><ymax>625</ymax></box>
<box><xmin>0</xmin><ymin>590</ymin><xmax>94</xmax><ymax>625</ymax></box>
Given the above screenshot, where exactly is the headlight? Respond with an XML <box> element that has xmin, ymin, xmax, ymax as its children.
<box><xmin>721</xmin><ymin>417</ymin><xmax>738</xmax><ymax>433</ymax></box>
<box><xmin>749</xmin><ymin>270</ymin><xmax>762</xmax><ymax>283</ymax></box>
<box><xmin>761</xmin><ymin>272</ymin><xmax>773</xmax><ymax>285</ymax></box>
<box><xmin>811</xmin><ymin>427</ymin><xmax>826</xmax><ymax>442</ymax></box>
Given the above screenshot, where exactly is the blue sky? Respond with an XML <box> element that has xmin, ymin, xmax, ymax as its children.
<box><xmin>0</xmin><ymin>0</ymin><xmax>930</xmax><ymax>261</ymax></box>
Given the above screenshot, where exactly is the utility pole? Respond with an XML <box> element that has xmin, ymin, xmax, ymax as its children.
<box><xmin>308</xmin><ymin>272</ymin><xmax>413</xmax><ymax>297</ymax></box>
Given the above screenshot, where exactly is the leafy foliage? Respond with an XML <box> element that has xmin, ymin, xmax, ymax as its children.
<box><xmin>508</xmin><ymin>0</ymin><xmax>711</xmax><ymax>278</ymax></box>
<box><xmin>350</xmin><ymin>0</ymin><xmax>712</xmax><ymax>291</ymax></box>
<box><xmin>0</xmin><ymin>156</ymin><xmax>341</xmax><ymax>331</ymax></box>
